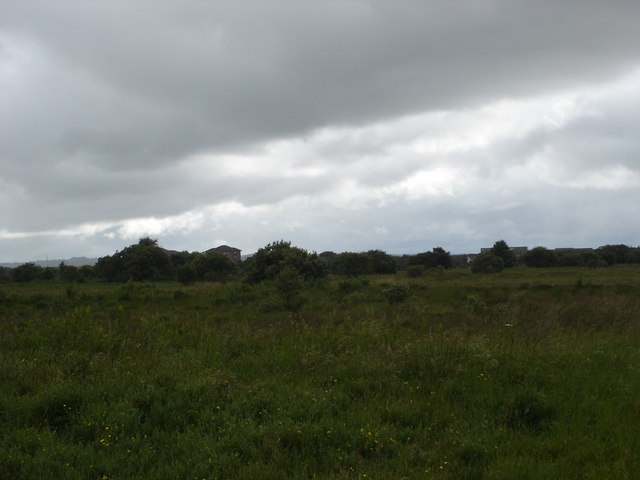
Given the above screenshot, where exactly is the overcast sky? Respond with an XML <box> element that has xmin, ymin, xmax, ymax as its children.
<box><xmin>2</xmin><ymin>1</ymin><xmax>640</xmax><ymax>262</ymax></box>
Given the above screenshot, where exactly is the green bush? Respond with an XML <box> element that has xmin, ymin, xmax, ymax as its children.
<box><xmin>471</xmin><ymin>252</ymin><xmax>504</xmax><ymax>274</ymax></box>
<box><xmin>176</xmin><ymin>263</ymin><xmax>197</xmax><ymax>285</ymax></box>
<box><xmin>12</xmin><ymin>263</ymin><xmax>43</xmax><ymax>282</ymax></box>
<box><xmin>385</xmin><ymin>285</ymin><xmax>409</xmax><ymax>305</ymax></box>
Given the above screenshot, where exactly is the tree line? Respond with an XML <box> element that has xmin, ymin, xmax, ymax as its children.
<box><xmin>2</xmin><ymin>238</ymin><xmax>639</xmax><ymax>284</ymax></box>
<box><xmin>471</xmin><ymin>241</ymin><xmax>640</xmax><ymax>273</ymax></box>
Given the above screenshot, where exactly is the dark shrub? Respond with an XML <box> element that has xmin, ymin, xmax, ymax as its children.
<box><xmin>491</xmin><ymin>240</ymin><xmax>516</xmax><ymax>268</ymax></box>
<box><xmin>409</xmin><ymin>247</ymin><xmax>452</xmax><ymax>269</ymax></box>
<box><xmin>194</xmin><ymin>251</ymin><xmax>237</xmax><ymax>282</ymax></box>
<box><xmin>176</xmin><ymin>263</ymin><xmax>197</xmax><ymax>285</ymax></box>
<box><xmin>96</xmin><ymin>238</ymin><xmax>173</xmax><ymax>282</ymax></box>
<box><xmin>245</xmin><ymin>240</ymin><xmax>326</xmax><ymax>283</ymax></box>
<box><xmin>366</xmin><ymin>249</ymin><xmax>398</xmax><ymax>274</ymax></box>
<box><xmin>12</xmin><ymin>263</ymin><xmax>43</xmax><ymax>282</ymax></box>
<box><xmin>334</xmin><ymin>252</ymin><xmax>372</xmax><ymax>277</ymax></box>
<box><xmin>471</xmin><ymin>252</ymin><xmax>504</xmax><ymax>274</ymax></box>
<box><xmin>523</xmin><ymin>247</ymin><xmax>558</xmax><ymax>268</ymax></box>
<box><xmin>385</xmin><ymin>285</ymin><xmax>409</xmax><ymax>305</ymax></box>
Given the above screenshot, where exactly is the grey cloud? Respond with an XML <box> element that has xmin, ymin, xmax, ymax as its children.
<box><xmin>4</xmin><ymin>1</ymin><xmax>640</xmax><ymax>154</ymax></box>
<box><xmin>1</xmin><ymin>1</ymin><xmax>640</xmax><ymax>259</ymax></box>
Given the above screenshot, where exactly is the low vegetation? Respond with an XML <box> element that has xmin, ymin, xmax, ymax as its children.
<box><xmin>1</xmin><ymin>264</ymin><xmax>639</xmax><ymax>479</ymax></box>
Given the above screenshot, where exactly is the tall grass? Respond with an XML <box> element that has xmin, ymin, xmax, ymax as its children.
<box><xmin>1</xmin><ymin>267</ymin><xmax>639</xmax><ymax>479</ymax></box>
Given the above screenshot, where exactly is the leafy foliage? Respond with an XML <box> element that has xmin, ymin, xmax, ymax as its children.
<box><xmin>333</xmin><ymin>252</ymin><xmax>372</xmax><ymax>277</ymax></box>
<box><xmin>12</xmin><ymin>262</ymin><xmax>43</xmax><ymax>282</ymax></box>
<box><xmin>193</xmin><ymin>251</ymin><xmax>237</xmax><ymax>282</ymax></box>
<box><xmin>596</xmin><ymin>244</ymin><xmax>633</xmax><ymax>265</ymax></box>
<box><xmin>244</xmin><ymin>240</ymin><xmax>326</xmax><ymax>283</ymax></box>
<box><xmin>175</xmin><ymin>263</ymin><xmax>197</xmax><ymax>285</ymax></box>
<box><xmin>365</xmin><ymin>249</ymin><xmax>397</xmax><ymax>274</ymax></box>
<box><xmin>95</xmin><ymin>238</ymin><xmax>173</xmax><ymax>282</ymax></box>
<box><xmin>409</xmin><ymin>246</ymin><xmax>453</xmax><ymax>269</ymax></box>
<box><xmin>384</xmin><ymin>284</ymin><xmax>409</xmax><ymax>304</ymax></box>
<box><xmin>471</xmin><ymin>252</ymin><xmax>504</xmax><ymax>274</ymax></box>
<box><xmin>523</xmin><ymin>247</ymin><xmax>558</xmax><ymax>268</ymax></box>
<box><xmin>491</xmin><ymin>240</ymin><xmax>516</xmax><ymax>268</ymax></box>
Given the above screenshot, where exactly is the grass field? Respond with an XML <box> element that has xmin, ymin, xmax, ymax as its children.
<box><xmin>1</xmin><ymin>267</ymin><xmax>639</xmax><ymax>479</ymax></box>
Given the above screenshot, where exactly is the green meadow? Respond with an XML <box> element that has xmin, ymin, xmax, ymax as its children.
<box><xmin>1</xmin><ymin>267</ymin><xmax>639</xmax><ymax>479</ymax></box>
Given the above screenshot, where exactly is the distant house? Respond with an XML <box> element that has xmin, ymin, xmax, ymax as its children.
<box><xmin>206</xmin><ymin>245</ymin><xmax>242</xmax><ymax>262</ymax></box>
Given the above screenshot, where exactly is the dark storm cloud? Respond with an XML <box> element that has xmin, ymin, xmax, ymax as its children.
<box><xmin>4</xmin><ymin>1</ymin><xmax>640</xmax><ymax>157</ymax></box>
<box><xmin>1</xmin><ymin>1</ymin><xmax>640</xmax><ymax>260</ymax></box>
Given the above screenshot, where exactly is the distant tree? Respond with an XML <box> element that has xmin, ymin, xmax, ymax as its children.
<box><xmin>59</xmin><ymin>261</ymin><xmax>81</xmax><ymax>282</ymax></box>
<box><xmin>556</xmin><ymin>252</ymin><xmax>580</xmax><ymax>267</ymax></box>
<box><xmin>471</xmin><ymin>252</ymin><xmax>504</xmax><ymax>274</ymax></box>
<box><xmin>176</xmin><ymin>263</ymin><xmax>197</xmax><ymax>285</ymax></box>
<box><xmin>244</xmin><ymin>240</ymin><xmax>326</xmax><ymax>283</ymax></box>
<box><xmin>366</xmin><ymin>250</ymin><xmax>397</xmax><ymax>274</ymax></box>
<box><xmin>94</xmin><ymin>252</ymin><xmax>126</xmax><ymax>282</ymax></box>
<box><xmin>298</xmin><ymin>253</ymin><xmax>327</xmax><ymax>282</ymax></box>
<box><xmin>137</xmin><ymin>237</ymin><xmax>158</xmax><ymax>247</ymax></box>
<box><xmin>79</xmin><ymin>265</ymin><xmax>95</xmax><ymax>280</ymax></box>
<box><xmin>395</xmin><ymin>255</ymin><xmax>413</xmax><ymax>271</ymax></box>
<box><xmin>430</xmin><ymin>247</ymin><xmax>453</xmax><ymax>269</ymax></box>
<box><xmin>627</xmin><ymin>248</ymin><xmax>640</xmax><ymax>264</ymax></box>
<box><xmin>316</xmin><ymin>251</ymin><xmax>339</xmax><ymax>273</ymax></box>
<box><xmin>122</xmin><ymin>238</ymin><xmax>173</xmax><ymax>281</ymax></box>
<box><xmin>596</xmin><ymin>244</ymin><xmax>631</xmax><ymax>266</ymax></box>
<box><xmin>334</xmin><ymin>252</ymin><xmax>372</xmax><ymax>277</ymax></box>
<box><xmin>95</xmin><ymin>237</ymin><xmax>173</xmax><ymax>282</ymax></box>
<box><xmin>491</xmin><ymin>240</ymin><xmax>516</xmax><ymax>268</ymax></box>
<box><xmin>0</xmin><ymin>266</ymin><xmax>10</xmax><ymax>283</ymax></box>
<box><xmin>169</xmin><ymin>251</ymin><xmax>196</xmax><ymax>269</ymax></box>
<box><xmin>42</xmin><ymin>267</ymin><xmax>57</xmax><ymax>280</ymax></box>
<box><xmin>523</xmin><ymin>247</ymin><xmax>558</xmax><ymax>268</ymax></box>
<box><xmin>579</xmin><ymin>252</ymin><xmax>605</xmax><ymax>268</ymax></box>
<box><xmin>194</xmin><ymin>251</ymin><xmax>237</xmax><ymax>281</ymax></box>
<box><xmin>409</xmin><ymin>247</ymin><xmax>452</xmax><ymax>269</ymax></box>
<box><xmin>12</xmin><ymin>262</ymin><xmax>43</xmax><ymax>282</ymax></box>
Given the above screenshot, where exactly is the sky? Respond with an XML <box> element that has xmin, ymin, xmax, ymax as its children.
<box><xmin>1</xmin><ymin>1</ymin><xmax>640</xmax><ymax>262</ymax></box>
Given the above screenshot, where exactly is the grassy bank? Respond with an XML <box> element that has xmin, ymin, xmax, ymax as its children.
<box><xmin>1</xmin><ymin>267</ymin><xmax>639</xmax><ymax>479</ymax></box>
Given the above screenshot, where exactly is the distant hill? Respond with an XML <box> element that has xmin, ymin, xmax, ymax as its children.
<box><xmin>0</xmin><ymin>257</ymin><xmax>98</xmax><ymax>268</ymax></box>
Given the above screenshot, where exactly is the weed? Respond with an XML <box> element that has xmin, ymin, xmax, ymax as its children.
<box><xmin>467</xmin><ymin>294</ymin><xmax>488</xmax><ymax>314</ymax></box>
